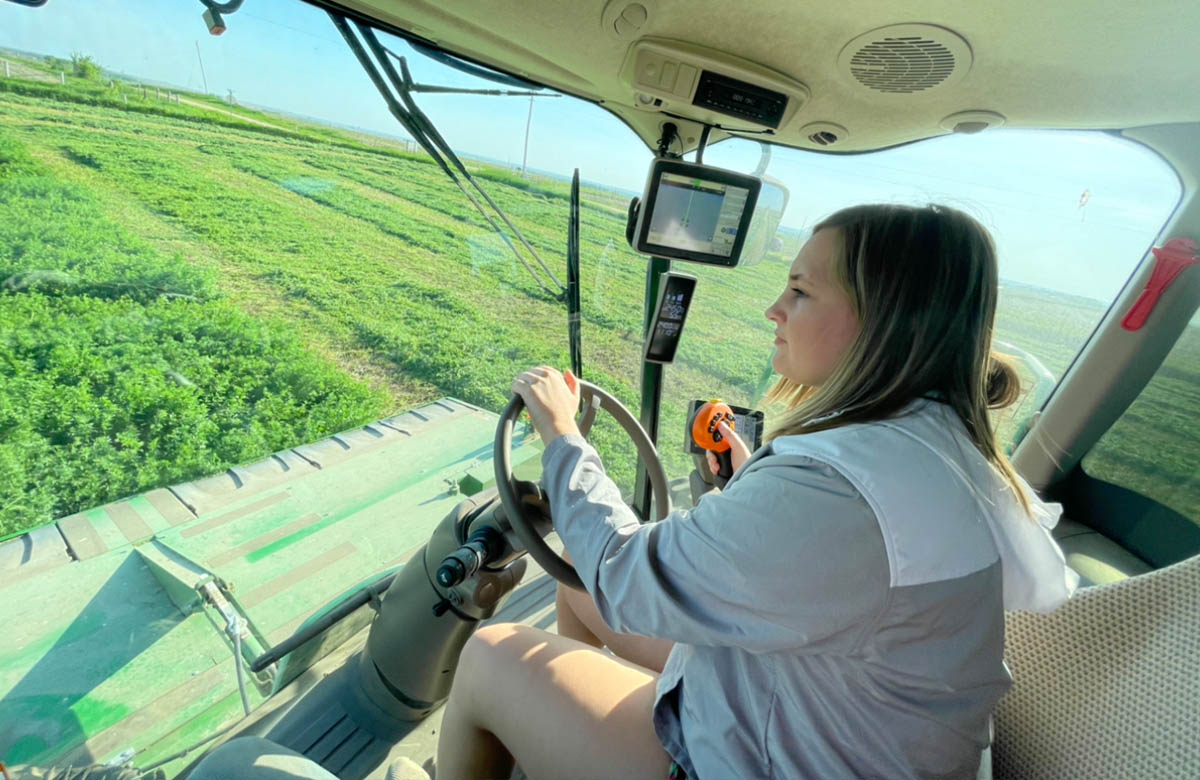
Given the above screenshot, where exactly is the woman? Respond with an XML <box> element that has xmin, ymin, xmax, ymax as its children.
<box><xmin>435</xmin><ymin>204</ymin><xmax>1077</xmax><ymax>779</ymax></box>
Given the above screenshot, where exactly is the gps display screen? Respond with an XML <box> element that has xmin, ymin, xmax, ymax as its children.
<box><xmin>634</xmin><ymin>160</ymin><xmax>761</xmax><ymax>267</ymax></box>
<box><xmin>646</xmin><ymin>173</ymin><xmax>751</xmax><ymax>258</ymax></box>
<box><xmin>644</xmin><ymin>272</ymin><xmax>697</xmax><ymax>364</ymax></box>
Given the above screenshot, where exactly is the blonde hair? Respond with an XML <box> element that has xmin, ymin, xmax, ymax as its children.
<box><xmin>765</xmin><ymin>204</ymin><xmax>1030</xmax><ymax>512</ymax></box>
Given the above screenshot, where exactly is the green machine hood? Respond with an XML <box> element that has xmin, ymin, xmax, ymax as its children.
<box><xmin>0</xmin><ymin>398</ymin><xmax>541</xmax><ymax>772</ymax></box>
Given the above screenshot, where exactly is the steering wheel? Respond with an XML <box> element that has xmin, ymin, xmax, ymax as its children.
<box><xmin>494</xmin><ymin>379</ymin><xmax>671</xmax><ymax>590</ymax></box>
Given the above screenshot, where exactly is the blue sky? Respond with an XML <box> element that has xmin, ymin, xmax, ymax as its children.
<box><xmin>0</xmin><ymin>0</ymin><xmax>1184</xmax><ymax>303</ymax></box>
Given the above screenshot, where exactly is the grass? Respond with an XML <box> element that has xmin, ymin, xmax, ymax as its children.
<box><xmin>0</xmin><ymin>59</ymin><xmax>1195</xmax><ymax>535</ymax></box>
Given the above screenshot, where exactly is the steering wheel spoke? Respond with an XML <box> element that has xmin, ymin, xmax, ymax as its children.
<box><xmin>577</xmin><ymin>392</ymin><xmax>602</xmax><ymax>438</ymax></box>
<box><xmin>515</xmin><ymin>479</ymin><xmax>551</xmax><ymax>516</ymax></box>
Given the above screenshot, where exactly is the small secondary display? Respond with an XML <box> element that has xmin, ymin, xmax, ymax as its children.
<box><xmin>634</xmin><ymin>160</ymin><xmax>761</xmax><ymax>267</ymax></box>
<box><xmin>644</xmin><ymin>272</ymin><xmax>698</xmax><ymax>364</ymax></box>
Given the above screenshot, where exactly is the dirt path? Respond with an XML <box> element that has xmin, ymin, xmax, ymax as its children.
<box><xmin>1</xmin><ymin>58</ymin><xmax>58</xmax><ymax>83</ymax></box>
<box><xmin>175</xmin><ymin>95</ymin><xmax>288</xmax><ymax>132</ymax></box>
<box><xmin>1</xmin><ymin>58</ymin><xmax>287</xmax><ymax>133</ymax></box>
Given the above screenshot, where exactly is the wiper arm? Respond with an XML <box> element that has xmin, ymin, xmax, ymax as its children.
<box><xmin>406</xmin><ymin>39</ymin><xmax>545</xmax><ymax>91</ymax></box>
<box><xmin>329</xmin><ymin>13</ymin><xmax>564</xmax><ymax>298</ymax></box>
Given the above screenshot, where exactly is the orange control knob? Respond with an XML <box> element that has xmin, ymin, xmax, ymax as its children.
<box><xmin>692</xmin><ymin>400</ymin><xmax>737</xmax><ymax>453</ymax></box>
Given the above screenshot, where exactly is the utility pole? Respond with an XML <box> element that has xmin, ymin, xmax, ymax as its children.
<box><xmin>396</xmin><ymin>59</ymin><xmax>558</xmax><ymax>178</ymax></box>
<box><xmin>521</xmin><ymin>95</ymin><xmax>535</xmax><ymax>177</ymax></box>
<box><xmin>195</xmin><ymin>41</ymin><xmax>209</xmax><ymax>94</ymax></box>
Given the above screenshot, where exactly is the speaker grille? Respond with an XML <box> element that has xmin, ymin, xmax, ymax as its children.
<box><xmin>850</xmin><ymin>36</ymin><xmax>955</xmax><ymax>93</ymax></box>
<box><xmin>839</xmin><ymin>25</ymin><xmax>972</xmax><ymax>95</ymax></box>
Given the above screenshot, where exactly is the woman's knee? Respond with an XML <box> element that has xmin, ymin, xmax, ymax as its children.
<box><xmin>456</xmin><ymin>624</ymin><xmax>550</xmax><ymax>689</ymax></box>
<box><xmin>457</xmin><ymin>622</ymin><xmax>520</xmax><ymax>687</ymax></box>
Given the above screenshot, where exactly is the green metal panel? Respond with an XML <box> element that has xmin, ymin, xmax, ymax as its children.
<box><xmin>635</xmin><ymin>256</ymin><xmax>671</xmax><ymax>519</ymax></box>
<box><xmin>0</xmin><ymin>398</ymin><xmax>542</xmax><ymax>773</ymax></box>
<box><xmin>0</xmin><ymin>552</ymin><xmax>237</xmax><ymax>766</ymax></box>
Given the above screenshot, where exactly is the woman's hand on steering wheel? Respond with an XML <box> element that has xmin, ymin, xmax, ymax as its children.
<box><xmin>511</xmin><ymin>366</ymin><xmax>583</xmax><ymax>445</ymax></box>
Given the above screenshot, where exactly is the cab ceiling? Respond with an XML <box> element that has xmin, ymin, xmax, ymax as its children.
<box><xmin>324</xmin><ymin>0</ymin><xmax>1200</xmax><ymax>154</ymax></box>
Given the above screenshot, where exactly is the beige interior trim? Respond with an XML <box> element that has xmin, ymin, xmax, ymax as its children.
<box><xmin>328</xmin><ymin>0</ymin><xmax>1200</xmax><ymax>154</ymax></box>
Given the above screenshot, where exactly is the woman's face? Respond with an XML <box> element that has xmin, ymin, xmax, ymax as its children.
<box><xmin>765</xmin><ymin>228</ymin><xmax>861</xmax><ymax>387</ymax></box>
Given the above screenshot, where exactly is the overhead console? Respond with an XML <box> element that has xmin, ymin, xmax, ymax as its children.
<box><xmin>619</xmin><ymin>38</ymin><xmax>810</xmax><ymax>132</ymax></box>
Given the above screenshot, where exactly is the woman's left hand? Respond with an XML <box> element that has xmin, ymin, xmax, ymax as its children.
<box><xmin>511</xmin><ymin>366</ymin><xmax>582</xmax><ymax>445</ymax></box>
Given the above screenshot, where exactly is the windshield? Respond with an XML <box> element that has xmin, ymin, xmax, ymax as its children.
<box><xmin>0</xmin><ymin>0</ymin><xmax>1183</xmax><ymax>538</ymax></box>
<box><xmin>0</xmin><ymin>0</ymin><xmax>663</xmax><ymax>544</ymax></box>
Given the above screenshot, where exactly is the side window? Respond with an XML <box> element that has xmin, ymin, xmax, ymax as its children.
<box><xmin>1081</xmin><ymin>325</ymin><xmax>1200</xmax><ymax>526</ymax></box>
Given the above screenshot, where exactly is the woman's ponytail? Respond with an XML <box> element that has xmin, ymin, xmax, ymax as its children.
<box><xmin>986</xmin><ymin>351</ymin><xmax>1021</xmax><ymax>409</ymax></box>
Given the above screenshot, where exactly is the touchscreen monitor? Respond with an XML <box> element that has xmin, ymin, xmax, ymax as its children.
<box><xmin>634</xmin><ymin>159</ymin><xmax>762</xmax><ymax>266</ymax></box>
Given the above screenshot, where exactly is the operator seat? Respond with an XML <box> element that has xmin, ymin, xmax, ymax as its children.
<box><xmin>991</xmin><ymin>552</ymin><xmax>1200</xmax><ymax>778</ymax></box>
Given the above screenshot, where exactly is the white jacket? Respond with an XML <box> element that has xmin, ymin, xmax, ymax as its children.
<box><xmin>543</xmin><ymin>398</ymin><xmax>1076</xmax><ymax>779</ymax></box>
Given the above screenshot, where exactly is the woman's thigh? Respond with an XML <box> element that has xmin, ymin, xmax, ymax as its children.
<box><xmin>462</xmin><ymin>622</ymin><xmax>674</xmax><ymax>780</ymax></box>
<box><xmin>557</xmin><ymin>548</ymin><xmax>674</xmax><ymax>674</ymax></box>
<box><xmin>558</xmin><ymin>583</ymin><xmax>674</xmax><ymax>674</ymax></box>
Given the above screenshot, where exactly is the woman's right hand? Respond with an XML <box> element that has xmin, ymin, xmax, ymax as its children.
<box><xmin>705</xmin><ymin>421</ymin><xmax>752</xmax><ymax>476</ymax></box>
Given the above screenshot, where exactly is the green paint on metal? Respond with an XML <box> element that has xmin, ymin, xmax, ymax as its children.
<box><xmin>1</xmin><ymin>400</ymin><xmax>547</xmax><ymax>775</ymax></box>
<box><xmin>83</xmin><ymin>506</ymin><xmax>128</xmax><ymax>551</ymax></box>
<box><xmin>135</xmin><ymin>544</ymin><xmax>207</xmax><ymax>615</ymax></box>
<box><xmin>0</xmin><ymin>519</ymin><xmax>57</xmax><ymax>545</ymax></box>
<box><xmin>458</xmin><ymin>463</ymin><xmax>492</xmax><ymax>496</ymax></box>
<box><xmin>5</xmin><ymin>734</ymin><xmax>50</xmax><ymax>765</ymax></box>
<box><xmin>243</xmin><ymin>513</ymin><xmax>342</xmax><ymax>563</ymax></box>
<box><xmin>69</xmin><ymin>696</ymin><xmax>135</xmax><ymax>744</ymax></box>
<box><xmin>458</xmin><ymin>440</ymin><xmax>543</xmax><ymax>496</ymax></box>
<box><xmin>243</xmin><ymin>434</ymin><xmax>530</xmax><ymax>563</ymax></box>
<box><xmin>127</xmin><ymin>494</ymin><xmax>173</xmax><ymax>536</ymax></box>
<box><xmin>1</xmin><ymin>695</ymin><xmax>130</xmax><ymax>764</ymax></box>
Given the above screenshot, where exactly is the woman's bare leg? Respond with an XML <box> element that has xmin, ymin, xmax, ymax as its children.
<box><xmin>555</xmin><ymin>582</ymin><xmax>603</xmax><ymax>648</ymax></box>
<box><xmin>555</xmin><ymin>552</ymin><xmax>674</xmax><ymax>674</ymax></box>
<box><xmin>437</xmin><ymin>623</ymin><xmax>673</xmax><ymax>780</ymax></box>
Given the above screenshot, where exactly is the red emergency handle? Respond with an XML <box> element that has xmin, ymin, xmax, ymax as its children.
<box><xmin>1122</xmin><ymin>238</ymin><xmax>1199</xmax><ymax>331</ymax></box>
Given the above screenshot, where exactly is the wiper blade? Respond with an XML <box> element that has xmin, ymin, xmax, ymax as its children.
<box><xmin>568</xmin><ymin>169</ymin><xmax>582</xmax><ymax>378</ymax></box>
<box><xmin>329</xmin><ymin>13</ymin><xmax>564</xmax><ymax>298</ymax></box>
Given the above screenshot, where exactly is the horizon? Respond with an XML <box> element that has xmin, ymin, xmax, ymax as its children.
<box><xmin>0</xmin><ymin>42</ymin><xmax>1146</xmax><ymax>310</ymax></box>
<box><xmin>0</xmin><ymin>0</ymin><xmax>1184</xmax><ymax>308</ymax></box>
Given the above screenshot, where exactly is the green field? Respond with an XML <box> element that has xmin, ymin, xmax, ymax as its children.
<box><xmin>0</xmin><ymin>57</ymin><xmax>1196</xmax><ymax>537</ymax></box>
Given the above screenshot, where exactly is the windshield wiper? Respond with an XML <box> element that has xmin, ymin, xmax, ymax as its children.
<box><xmin>330</xmin><ymin>14</ymin><xmax>565</xmax><ymax>298</ymax></box>
<box><xmin>568</xmin><ymin>169</ymin><xmax>582</xmax><ymax>378</ymax></box>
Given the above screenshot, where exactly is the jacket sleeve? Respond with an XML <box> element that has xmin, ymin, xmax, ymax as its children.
<box><xmin>540</xmin><ymin>434</ymin><xmax>890</xmax><ymax>652</ymax></box>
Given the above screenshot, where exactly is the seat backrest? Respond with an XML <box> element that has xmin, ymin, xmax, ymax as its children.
<box><xmin>992</xmin><ymin>553</ymin><xmax>1200</xmax><ymax>779</ymax></box>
